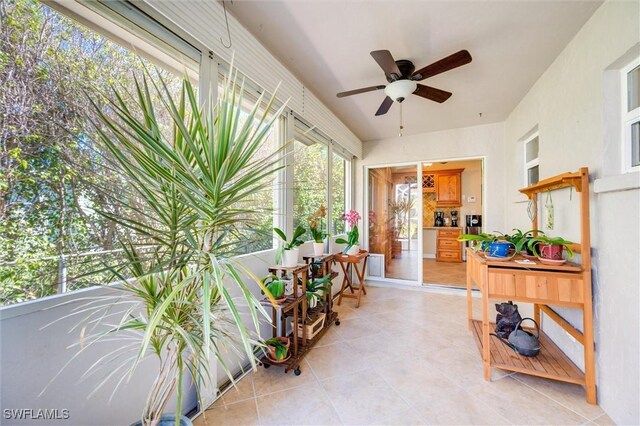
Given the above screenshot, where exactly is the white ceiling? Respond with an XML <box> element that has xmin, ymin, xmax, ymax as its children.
<box><xmin>227</xmin><ymin>1</ymin><xmax>602</xmax><ymax>142</ymax></box>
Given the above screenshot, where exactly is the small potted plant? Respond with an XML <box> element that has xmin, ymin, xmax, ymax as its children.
<box><xmin>336</xmin><ymin>209</ymin><xmax>362</xmax><ymax>255</ymax></box>
<box><xmin>307</xmin><ymin>205</ymin><xmax>328</xmax><ymax>256</ymax></box>
<box><xmin>264</xmin><ymin>337</ymin><xmax>290</xmax><ymax>363</ymax></box>
<box><xmin>274</xmin><ymin>225</ymin><xmax>305</xmax><ymax>267</ymax></box>
<box><xmin>305</xmin><ymin>274</ymin><xmax>332</xmax><ymax>309</ymax></box>
<box><xmin>527</xmin><ymin>235</ymin><xmax>575</xmax><ymax>264</ymax></box>
<box><xmin>458</xmin><ymin>232</ymin><xmax>512</xmax><ymax>258</ymax></box>
<box><xmin>509</xmin><ymin>229</ymin><xmax>544</xmax><ymax>258</ymax></box>
<box><xmin>261</xmin><ymin>274</ymin><xmax>287</xmax><ymax>302</ymax></box>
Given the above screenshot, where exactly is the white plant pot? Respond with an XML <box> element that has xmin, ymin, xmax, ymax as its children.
<box><xmin>347</xmin><ymin>244</ymin><xmax>360</xmax><ymax>255</ymax></box>
<box><xmin>313</xmin><ymin>242</ymin><xmax>324</xmax><ymax>256</ymax></box>
<box><xmin>282</xmin><ymin>248</ymin><xmax>299</xmax><ymax>267</ymax></box>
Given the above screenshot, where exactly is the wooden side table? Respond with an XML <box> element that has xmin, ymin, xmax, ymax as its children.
<box><xmin>334</xmin><ymin>250</ymin><xmax>369</xmax><ymax>308</ymax></box>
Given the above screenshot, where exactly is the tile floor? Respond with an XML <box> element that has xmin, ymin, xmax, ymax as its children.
<box><xmin>422</xmin><ymin>259</ymin><xmax>467</xmax><ymax>288</ymax></box>
<box><xmin>194</xmin><ymin>285</ymin><xmax>613</xmax><ymax>425</ymax></box>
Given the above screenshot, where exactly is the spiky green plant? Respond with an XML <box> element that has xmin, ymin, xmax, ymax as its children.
<box><xmin>42</xmin><ymin>67</ymin><xmax>287</xmax><ymax>426</ymax></box>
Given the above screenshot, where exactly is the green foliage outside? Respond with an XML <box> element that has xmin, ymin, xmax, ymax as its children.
<box><xmin>0</xmin><ymin>0</ymin><xmax>183</xmax><ymax>305</ymax></box>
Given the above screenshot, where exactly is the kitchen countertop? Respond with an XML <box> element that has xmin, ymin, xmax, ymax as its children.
<box><xmin>423</xmin><ymin>226</ymin><xmax>462</xmax><ymax>230</ymax></box>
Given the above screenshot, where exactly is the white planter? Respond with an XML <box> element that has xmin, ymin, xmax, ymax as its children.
<box><xmin>313</xmin><ymin>242</ymin><xmax>324</xmax><ymax>256</ymax></box>
<box><xmin>347</xmin><ymin>244</ymin><xmax>360</xmax><ymax>255</ymax></box>
<box><xmin>282</xmin><ymin>248</ymin><xmax>299</xmax><ymax>267</ymax></box>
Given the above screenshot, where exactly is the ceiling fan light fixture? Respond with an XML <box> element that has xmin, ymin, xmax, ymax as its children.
<box><xmin>384</xmin><ymin>80</ymin><xmax>417</xmax><ymax>102</ymax></box>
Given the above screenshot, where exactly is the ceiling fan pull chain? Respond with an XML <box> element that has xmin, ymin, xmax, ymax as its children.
<box><xmin>399</xmin><ymin>103</ymin><xmax>404</xmax><ymax>137</ymax></box>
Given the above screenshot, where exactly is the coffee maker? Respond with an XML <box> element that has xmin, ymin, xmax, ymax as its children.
<box><xmin>450</xmin><ymin>211</ymin><xmax>459</xmax><ymax>227</ymax></box>
<box><xmin>434</xmin><ymin>211</ymin><xmax>444</xmax><ymax>227</ymax></box>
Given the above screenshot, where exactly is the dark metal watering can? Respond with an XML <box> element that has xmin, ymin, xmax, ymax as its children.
<box><xmin>508</xmin><ymin>318</ymin><xmax>541</xmax><ymax>357</ymax></box>
<box><xmin>493</xmin><ymin>317</ymin><xmax>541</xmax><ymax>357</ymax></box>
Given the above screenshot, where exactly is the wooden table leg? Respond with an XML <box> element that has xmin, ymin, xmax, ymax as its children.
<box><xmin>480</xmin><ymin>263</ymin><xmax>491</xmax><ymax>381</ymax></box>
<box><xmin>466</xmin><ymin>255</ymin><xmax>473</xmax><ymax>330</ymax></box>
<box><xmin>337</xmin><ymin>261</ymin><xmax>350</xmax><ymax>305</ymax></box>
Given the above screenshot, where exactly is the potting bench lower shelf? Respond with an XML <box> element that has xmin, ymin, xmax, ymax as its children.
<box><xmin>469</xmin><ymin>320</ymin><xmax>585</xmax><ymax>385</ymax></box>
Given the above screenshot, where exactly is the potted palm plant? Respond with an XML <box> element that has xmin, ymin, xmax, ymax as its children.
<box><xmin>336</xmin><ymin>210</ymin><xmax>362</xmax><ymax>255</ymax></box>
<box><xmin>274</xmin><ymin>225</ymin><xmax>305</xmax><ymax>267</ymax></box>
<box><xmin>307</xmin><ymin>205</ymin><xmax>328</xmax><ymax>256</ymax></box>
<box><xmin>46</xmin><ymin>69</ymin><xmax>287</xmax><ymax>426</ymax></box>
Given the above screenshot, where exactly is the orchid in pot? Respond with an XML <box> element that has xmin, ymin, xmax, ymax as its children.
<box><xmin>307</xmin><ymin>205</ymin><xmax>328</xmax><ymax>256</ymax></box>
<box><xmin>336</xmin><ymin>210</ymin><xmax>362</xmax><ymax>255</ymax></box>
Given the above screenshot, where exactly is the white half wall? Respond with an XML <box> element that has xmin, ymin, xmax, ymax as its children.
<box><xmin>503</xmin><ymin>1</ymin><xmax>640</xmax><ymax>424</ymax></box>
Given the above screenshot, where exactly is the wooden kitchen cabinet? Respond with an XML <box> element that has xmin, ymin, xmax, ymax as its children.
<box><xmin>435</xmin><ymin>169</ymin><xmax>463</xmax><ymax>207</ymax></box>
<box><xmin>436</xmin><ymin>228</ymin><xmax>462</xmax><ymax>262</ymax></box>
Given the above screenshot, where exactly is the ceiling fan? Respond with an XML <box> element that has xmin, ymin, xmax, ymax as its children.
<box><xmin>336</xmin><ymin>49</ymin><xmax>472</xmax><ymax>116</ymax></box>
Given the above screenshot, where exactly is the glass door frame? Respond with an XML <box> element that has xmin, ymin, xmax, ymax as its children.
<box><xmin>363</xmin><ymin>156</ymin><xmax>487</xmax><ymax>287</ymax></box>
<box><xmin>363</xmin><ymin>161</ymin><xmax>424</xmax><ymax>286</ymax></box>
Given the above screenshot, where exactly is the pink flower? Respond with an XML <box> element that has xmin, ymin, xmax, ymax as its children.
<box><xmin>341</xmin><ymin>210</ymin><xmax>361</xmax><ymax>227</ymax></box>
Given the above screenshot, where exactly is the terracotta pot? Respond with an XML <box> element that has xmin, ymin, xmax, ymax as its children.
<box><xmin>539</xmin><ymin>244</ymin><xmax>564</xmax><ymax>260</ymax></box>
<box><xmin>267</xmin><ymin>337</ymin><xmax>290</xmax><ymax>362</ymax></box>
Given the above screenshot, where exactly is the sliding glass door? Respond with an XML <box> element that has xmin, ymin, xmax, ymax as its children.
<box><xmin>367</xmin><ymin>165</ymin><xmax>420</xmax><ymax>282</ymax></box>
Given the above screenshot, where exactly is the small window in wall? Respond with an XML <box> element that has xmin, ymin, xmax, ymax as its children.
<box><xmin>524</xmin><ymin>133</ymin><xmax>540</xmax><ymax>186</ymax></box>
<box><xmin>622</xmin><ymin>58</ymin><xmax>640</xmax><ymax>172</ymax></box>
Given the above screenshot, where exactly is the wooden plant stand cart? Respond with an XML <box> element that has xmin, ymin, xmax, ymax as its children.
<box><xmin>335</xmin><ymin>250</ymin><xmax>369</xmax><ymax>308</ymax></box>
<box><xmin>466</xmin><ymin>167</ymin><xmax>596</xmax><ymax>404</ymax></box>
<box><xmin>260</xmin><ymin>256</ymin><xmax>340</xmax><ymax>376</ymax></box>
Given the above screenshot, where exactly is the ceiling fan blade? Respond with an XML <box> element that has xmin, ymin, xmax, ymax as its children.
<box><xmin>413</xmin><ymin>84</ymin><xmax>452</xmax><ymax>103</ymax></box>
<box><xmin>336</xmin><ymin>85</ymin><xmax>386</xmax><ymax>98</ymax></box>
<box><xmin>370</xmin><ymin>50</ymin><xmax>401</xmax><ymax>79</ymax></box>
<box><xmin>412</xmin><ymin>50</ymin><xmax>472</xmax><ymax>81</ymax></box>
<box><xmin>375</xmin><ymin>96</ymin><xmax>394</xmax><ymax>116</ymax></box>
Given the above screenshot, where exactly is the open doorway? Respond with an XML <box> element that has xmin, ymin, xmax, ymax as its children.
<box><xmin>368</xmin><ymin>165</ymin><xmax>419</xmax><ymax>282</ymax></box>
<box><xmin>422</xmin><ymin>159</ymin><xmax>483</xmax><ymax>287</ymax></box>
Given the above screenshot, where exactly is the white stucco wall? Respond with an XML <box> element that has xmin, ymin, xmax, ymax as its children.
<box><xmin>503</xmin><ymin>1</ymin><xmax>640</xmax><ymax>424</ymax></box>
<box><xmin>356</xmin><ymin>122</ymin><xmax>507</xmax><ymax>235</ymax></box>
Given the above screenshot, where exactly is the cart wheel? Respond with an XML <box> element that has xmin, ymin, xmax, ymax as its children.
<box><xmin>294</xmin><ymin>367</ymin><xmax>302</xmax><ymax>376</ymax></box>
<box><xmin>263</xmin><ymin>363</ymin><xmax>271</xmax><ymax>369</ymax></box>
<box><xmin>335</xmin><ymin>319</ymin><xmax>341</xmax><ymax>326</ymax></box>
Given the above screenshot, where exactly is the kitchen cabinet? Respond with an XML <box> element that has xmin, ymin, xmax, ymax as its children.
<box><xmin>436</xmin><ymin>228</ymin><xmax>462</xmax><ymax>262</ymax></box>
<box><xmin>435</xmin><ymin>169</ymin><xmax>463</xmax><ymax>207</ymax></box>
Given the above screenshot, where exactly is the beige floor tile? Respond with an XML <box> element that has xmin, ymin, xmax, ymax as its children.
<box><xmin>373</xmin><ymin>407</ymin><xmax>427</xmax><ymax>425</ymax></box>
<box><xmin>468</xmin><ymin>376</ymin><xmax>590</xmax><ymax>424</ymax></box>
<box><xmin>221</xmin><ymin>373</ymin><xmax>255</xmax><ymax>405</ymax></box>
<box><xmin>255</xmin><ymin>381</ymin><xmax>342</xmax><ymax>425</ymax></box>
<box><xmin>332</xmin><ymin>303</ymin><xmax>360</xmax><ymax>320</ymax></box>
<box><xmin>333</xmin><ymin>316</ymin><xmax>380</xmax><ymax>340</ymax></box>
<box><xmin>591</xmin><ymin>413</ymin><xmax>617</xmax><ymax>425</ymax></box>
<box><xmin>305</xmin><ymin>341</ymin><xmax>368</xmax><ymax>380</ymax></box>
<box><xmin>378</xmin><ymin>359</ymin><xmax>462</xmax><ymax>407</ymax></box>
<box><xmin>197</xmin><ymin>398</ymin><xmax>259</xmax><ymax>426</ymax></box>
<box><xmin>312</xmin><ymin>324</ymin><xmax>345</xmax><ymax>347</ymax></box>
<box><xmin>513</xmin><ymin>373</ymin><xmax>604</xmax><ymax>420</ymax></box>
<box><xmin>414</xmin><ymin>387</ymin><xmax>511</xmax><ymax>425</ymax></box>
<box><xmin>320</xmin><ymin>369</ymin><xmax>411</xmax><ymax>425</ymax></box>
<box><xmin>251</xmin><ymin>359</ymin><xmax>317</xmax><ymax>397</ymax></box>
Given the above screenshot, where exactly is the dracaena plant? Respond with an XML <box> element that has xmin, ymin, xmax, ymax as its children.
<box><xmin>43</xmin><ymin>67</ymin><xmax>287</xmax><ymax>426</ymax></box>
